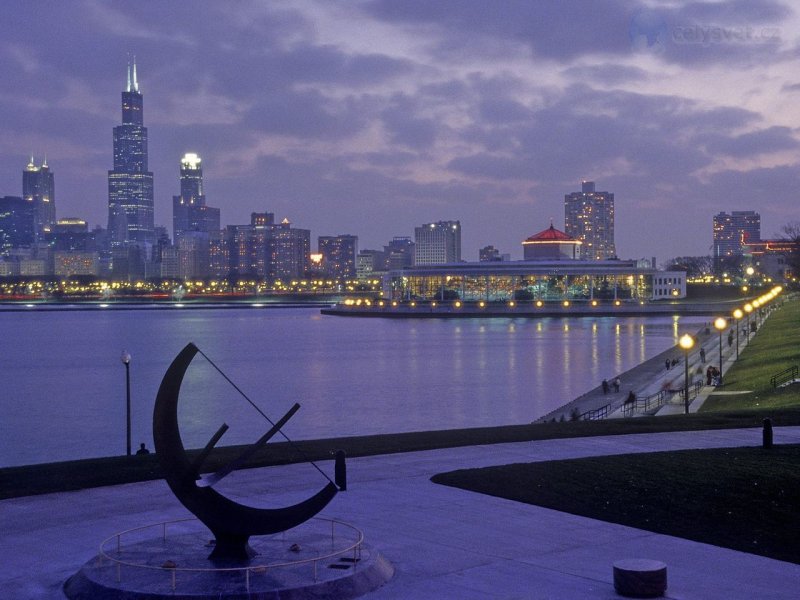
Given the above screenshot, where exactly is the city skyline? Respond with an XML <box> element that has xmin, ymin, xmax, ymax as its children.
<box><xmin>1</xmin><ymin>2</ymin><xmax>799</xmax><ymax>261</ymax></box>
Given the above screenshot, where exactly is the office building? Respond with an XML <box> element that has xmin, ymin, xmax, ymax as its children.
<box><xmin>384</xmin><ymin>236</ymin><xmax>415</xmax><ymax>270</ymax></box>
<box><xmin>318</xmin><ymin>234</ymin><xmax>358</xmax><ymax>280</ymax></box>
<box><xmin>713</xmin><ymin>211</ymin><xmax>761</xmax><ymax>273</ymax></box>
<box><xmin>564</xmin><ymin>181</ymin><xmax>615</xmax><ymax>260</ymax></box>
<box><xmin>23</xmin><ymin>156</ymin><xmax>55</xmax><ymax>242</ymax></box>
<box><xmin>107</xmin><ymin>58</ymin><xmax>154</xmax><ymax>248</ymax></box>
<box><xmin>414</xmin><ymin>221</ymin><xmax>461</xmax><ymax>265</ymax></box>
<box><xmin>0</xmin><ymin>196</ymin><xmax>35</xmax><ymax>255</ymax></box>
<box><xmin>172</xmin><ymin>153</ymin><xmax>220</xmax><ymax>244</ymax></box>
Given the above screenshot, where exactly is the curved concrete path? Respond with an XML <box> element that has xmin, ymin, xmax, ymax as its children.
<box><xmin>2</xmin><ymin>427</ymin><xmax>800</xmax><ymax>599</ymax></box>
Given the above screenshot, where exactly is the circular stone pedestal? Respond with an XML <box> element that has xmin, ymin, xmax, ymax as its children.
<box><xmin>64</xmin><ymin>520</ymin><xmax>393</xmax><ymax>600</ymax></box>
<box><xmin>613</xmin><ymin>558</ymin><xmax>667</xmax><ymax>598</ymax></box>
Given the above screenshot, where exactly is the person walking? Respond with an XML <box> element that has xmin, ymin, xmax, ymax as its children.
<box><xmin>700</xmin><ymin>348</ymin><xmax>706</xmax><ymax>363</ymax></box>
<box><xmin>602</xmin><ymin>379</ymin><xmax>609</xmax><ymax>394</ymax></box>
<box><xmin>613</xmin><ymin>377</ymin><xmax>621</xmax><ymax>393</ymax></box>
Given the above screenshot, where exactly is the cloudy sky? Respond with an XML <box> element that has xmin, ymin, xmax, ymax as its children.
<box><xmin>1</xmin><ymin>0</ymin><xmax>799</xmax><ymax>262</ymax></box>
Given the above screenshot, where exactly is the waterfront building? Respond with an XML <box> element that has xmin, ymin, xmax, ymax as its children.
<box><xmin>172</xmin><ymin>153</ymin><xmax>220</xmax><ymax>244</ymax></box>
<box><xmin>23</xmin><ymin>156</ymin><xmax>55</xmax><ymax>242</ymax></box>
<box><xmin>269</xmin><ymin>218</ymin><xmax>310</xmax><ymax>280</ymax></box>
<box><xmin>384</xmin><ymin>236</ymin><xmax>415</xmax><ymax>269</ymax></box>
<box><xmin>318</xmin><ymin>234</ymin><xmax>358</xmax><ymax>279</ymax></box>
<box><xmin>47</xmin><ymin>219</ymin><xmax>96</xmax><ymax>252</ymax></box>
<box><xmin>564</xmin><ymin>181</ymin><xmax>615</xmax><ymax>260</ymax></box>
<box><xmin>218</xmin><ymin>215</ymin><xmax>310</xmax><ymax>280</ymax></box>
<box><xmin>390</xmin><ymin>260</ymin><xmax>685</xmax><ymax>302</ymax></box>
<box><xmin>414</xmin><ymin>221</ymin><xmax>461</xmax><ymax>265</ymax></box>
<box><xmin>0</xmin><ymin>196</ymin><xmax>35</xmax><ymax>255</ymax></box>
<box><xmin>743</xmin><ymin>239</ymin><xmax>798</xmax><ymax>282</ymax></box>
<box><xmin>522</xmin><ymin>224</ymin><xmax>581</xmax><ymax>260</ymax></box>
<box><xmin>160</xmin><ymin>246</ymin><xmax>180</xmax><ymax>279</ymax></box>
<box><xmin>54</xmin><ymin>252</ymin><xmax>99</xmax><ymax>276</ymax></box>
<box><xmin>107</xmin><ymin>59</ymin><xmax>155</xmax><ymax>250</ymax></box>
<box><xmin>713</xmin><ymin>211</ymin><xmax>761</xmax><ymax>273</ymax></box>
<box><xmin>357</xmin><ymin>249</ymin><xmax>387</xmax><ymax>280</ymax></box>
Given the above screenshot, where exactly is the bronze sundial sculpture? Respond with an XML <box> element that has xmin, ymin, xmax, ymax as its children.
<box><xmin>153</xmin><ymin>342</ymin><xmax>340</xmax><ymax>562</ymax></box>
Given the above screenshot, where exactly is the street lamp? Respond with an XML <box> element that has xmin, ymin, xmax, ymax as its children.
<box><xmin>121</xmin><ymin>350</ymin><xmax>132</xmax><ymax>456</ymax></box>
<box><xmin>732</xmin><ymin>308</ymin><xmax>743</xmax><ymax>360</ymax></box>
<box><xmin>744</xmin><ymin>303</ymin><xmax>753</xmax><ymax>338</ymax></box>
<box><xmin>679</xmin><ymin>334</ymin><xmax>695</xmax><ymax>414</ymax></box>
<box><xmin>714</xmin><ymin>317</ymin><xmax>726</xmax><ymax>386</ymax></box>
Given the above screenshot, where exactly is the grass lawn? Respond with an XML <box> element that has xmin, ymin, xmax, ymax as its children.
<box><xmin>702</xmin><ymin>297</ymin><xmax>800</xmax><ymax>412</ymax></box>
<box><xmin>432</xmin><ymin>444</ymin><xmax>800</xmax><ymax>565</ymax></box>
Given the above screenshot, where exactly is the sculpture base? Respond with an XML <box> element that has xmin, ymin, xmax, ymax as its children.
<box><xmin>64</xmin><ymin>520</ymin><xmax>393</xmax><ymax>600</ymax></box>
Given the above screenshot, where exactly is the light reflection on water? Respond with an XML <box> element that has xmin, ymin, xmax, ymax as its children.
<box><xmin>0</xmin><ymin>308</ymin><xmax>706</xmax><ymax>467</ymax></box>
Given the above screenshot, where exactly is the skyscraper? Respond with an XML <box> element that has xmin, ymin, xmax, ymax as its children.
<box><xmin>23</xmin><ymin>156</ymin><xmax>55</xmax><ymax>242</ymax></box>
<box><xmin>414</xmin><ymin>221</ymin><xmax>461</xmax><ymax>265</ymax></box>
<box><xmin>172</xmin><ymin>153</ymin><xmax>219</xmax><ymax>244</ymax></box>
<box><xmin>108</xmin><ymin>59</ymin><xmax>154</xmax><ymax>248</ymax></box>
<box><xmin>564</xmin><ymin>181</ymin><xmax>615</xmax><ymax>260</ymax></box>
<box><xmin>0</xmin><ymin>196</ymin><xmax>35</xmax><ymax>255</ymax></box>
<box><xmin>318</xmin><ymin>234</ymin><xmax>358</xmax><ymax>279</ymax></box>
<box><xmin>713</xmin><ymin>211</ymin><xmax>761</xmax><ymax>273</ymax></box>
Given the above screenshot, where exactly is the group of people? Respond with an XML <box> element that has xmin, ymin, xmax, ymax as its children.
<box><xmin>601</xmin><ymin>377</ymin><xmax>621</xmax><ymax>394</ymax></box>
<box><xmin>706</xmin><ymin>365</ymin><xmax>722</xmax><ymax>386</ymax></box>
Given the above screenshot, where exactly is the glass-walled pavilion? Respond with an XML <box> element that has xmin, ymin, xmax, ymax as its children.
<box><xmin>390</xmin><ymin>260</ymin><xmax>685</xmax><ymax>302</ymax></box>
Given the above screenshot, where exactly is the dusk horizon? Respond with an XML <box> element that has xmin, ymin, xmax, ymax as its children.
<box><xmin>2</xmin><ymin>1</ymin><xmax>799</xmax><ymax>262</ymax></box>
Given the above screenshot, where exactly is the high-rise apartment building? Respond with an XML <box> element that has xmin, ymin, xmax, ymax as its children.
<box><xmin>215</xmin><ymin>215</ymin><xmax>310</xmax><ymax>280</ymax></box>
<box><xmin>23</xmin><ymin>156</ymin><xmax>55</xmax><ymax>242</ymax></box>
<box><xmin>172</xmin><ymin>153</ymin><xmax>220</xmax><ymax>244</ymax></box>
<box><xmin>564</xmin><ymin>181</ymin><xmax>615</xmax><ymax>260</ymax></box>
<box><xmin>414</xmin><ymin>221</ymin><xmax>461</xmax><ymax>265</ymax></box>
<box><xmin>318</xmin><ymin>234</ymin><xmax>358</xmax><ymax>279</ymax></box>
<box><xmin>107</xmin><ymin>59</ymin><xmax>154</xmax><ymax>248</ymax></box>
<box><xmin>713</xmin><ymin>210</ymin><xmax>761</xmax><ymax>273</ymax></box>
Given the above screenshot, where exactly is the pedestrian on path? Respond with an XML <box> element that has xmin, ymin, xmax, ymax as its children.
<box><xmin>613</xmin><ymin>377</ymin><xmax>620</xmax><ymax>393</ymax></box>
<box><xmin>602</xmin><ymin>379</ymin><xmax>609</xmax><ymax>394</ymax></box>
<box><xmin>700</xmin><ymin>348</ymin><xmax>706</xmax><ymax>363</ymax></box>
<box><xmin>728</xmin><ymin>331</ymin><xmax>734</xmax><ymax>348</ymax></box>
<box><xmin>665</xmin><ymin>358</ymin><xmax>670</xmax><ymax>371</ymax></box>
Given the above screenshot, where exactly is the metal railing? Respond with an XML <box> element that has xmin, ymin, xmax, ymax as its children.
<box><xmin>622</xmin><ymin>381</ymin><xmax>703</xmax><ymax>417</ymax></box>
<box><xmin>580</xmin><ymin>404</ymin><xmax>610</xmax><ymax>420</ymax></box>
<box><xmin>770</xmin><ymin>365</ymin><xmax>798</xmax><ymax>388</ymax></box>
<box><xmin>99</xmin><ymin>517</ymin><xmax>363</xmax><ymax>594</ymax></box>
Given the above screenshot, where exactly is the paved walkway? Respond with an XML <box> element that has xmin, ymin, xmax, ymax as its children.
<box><xmin>3</xmin><ymin>427</ymin><xmax>800</xmax><ymax>599</ymax></box>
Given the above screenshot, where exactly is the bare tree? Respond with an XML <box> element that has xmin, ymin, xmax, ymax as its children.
<box><xmin>780</xmin><ymin>221</ymin><xmax>800</xmax><ymax>279</ymax></box>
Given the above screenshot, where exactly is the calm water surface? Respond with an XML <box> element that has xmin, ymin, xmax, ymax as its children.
<box><xmin>0</xmin><ymin>307</ymin><xmax>704</xmax><ymax>466</ymax></box>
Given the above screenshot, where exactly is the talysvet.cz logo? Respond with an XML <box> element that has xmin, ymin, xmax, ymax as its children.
<box><xmin>672</xmin><ymin>24</ymin><xmax>781</xmax><ymax>46</ymax></box>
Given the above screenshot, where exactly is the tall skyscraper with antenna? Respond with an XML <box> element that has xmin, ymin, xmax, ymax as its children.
<box><xmin>23</xmin><ymin>155</ymin><xmax>55</xmax><ymax>242</ymax></box>
<box><xmin>107</xmin><ymin>58</ymin><xmax>154</xmax><ymax>249</ymax></box>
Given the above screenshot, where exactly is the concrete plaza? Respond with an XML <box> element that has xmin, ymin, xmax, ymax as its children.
<box><xmin>3</xmin><ymin>426</ymin><xmax>800</xmax><ymax>599</ymax></box>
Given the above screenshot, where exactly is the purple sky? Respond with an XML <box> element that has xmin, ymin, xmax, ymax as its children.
<box><xmin>1</xmin><ymin>1</ymin><xmax>798</xmax><ymax>262</ymax></box>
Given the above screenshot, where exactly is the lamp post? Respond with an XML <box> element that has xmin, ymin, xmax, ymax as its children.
<box><xmin>714</xmin><ymin>317</ymin><xmax>726</xmax><ymax>386</ymax></box>
<box><xmin>679</xmin><ymin>334</ymin><xmax>695</xmax><ymax>414</ymax></box>
<box><xmin>744</xmin><ymin>303</ymin><xmax>753</xmax><ymax>339</ymax></box>
<box><xmin>733</xmin><ymin>308</ymin><xmax>743</xmax><ymax>360</ymax></box>
<box><xmin>121</xmin><ymin>350</ymin><xmax>131</xmax><ymax>456</ymax></box>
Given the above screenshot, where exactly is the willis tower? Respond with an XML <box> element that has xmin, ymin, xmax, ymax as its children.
<box><xmin>108</xmin><ymin>58</ymin><xmax>154</xmax><ymax>252</ymax></box>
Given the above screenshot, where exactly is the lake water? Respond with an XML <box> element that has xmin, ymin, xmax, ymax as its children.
<box><xmin>0</xmin><ymin>306</ymin><xmax>705</xmax><ymax>467</ymax></box>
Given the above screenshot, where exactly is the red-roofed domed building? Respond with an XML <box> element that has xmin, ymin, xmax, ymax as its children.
<box><xmin>522</xmin><ymin>224</ymin><xmax>581</xmax><ymax>260</ymax></box>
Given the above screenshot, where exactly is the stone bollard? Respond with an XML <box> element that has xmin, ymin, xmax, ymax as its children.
<box><xmin>613</xmin><ymin>559</ymin><xmax>667</xmax><ymax>598</ymax></box>
<box><xmin>762</xmin><ymin>418</ymin><xmax>773</xmax><ymax>449</ymax></box>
